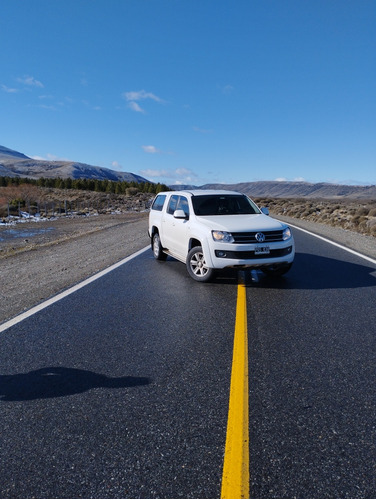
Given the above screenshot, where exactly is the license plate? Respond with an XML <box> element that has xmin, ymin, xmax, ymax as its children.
<box><xmin>255</xmin><ymin>246</ymin><xmax>270</xmax><ymax>255</ymax></box>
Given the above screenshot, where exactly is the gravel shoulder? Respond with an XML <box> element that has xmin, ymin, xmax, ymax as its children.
<box><xmin>1</xmin><ymin>212</ymin><xmax>375</xmax><ymax>326</ymax></box>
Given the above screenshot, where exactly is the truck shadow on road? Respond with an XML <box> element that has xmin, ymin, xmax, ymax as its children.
<box><xmin>150</xmin><ymin>252</ymin><xmax>376</xmax><ymax>289</ymax></box>
<box><xmin>251</xmin><ymin>252</ymin><xmax>376</xmax><ymax>290</ymax></box>
<box><xmin>0</xmin><ymin>367</ymin><xmax>150</xmax><ymax>402</ymax></box>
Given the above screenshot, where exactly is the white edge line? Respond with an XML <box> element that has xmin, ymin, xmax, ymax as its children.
<box><xmin>0</xmin><ymin>246</ymin><xmax>150</xmax><ymax>334</ymax></box>
<box><xmin>284</xmin><ymin>222</ymin><xmax>376</xmax><ymax>266</ymax></box>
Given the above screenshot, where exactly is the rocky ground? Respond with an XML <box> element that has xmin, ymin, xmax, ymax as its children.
<box><xmin>0</xmin><ymin>209</ymin><xmax>375</xmax><ymax>326</ymax></box>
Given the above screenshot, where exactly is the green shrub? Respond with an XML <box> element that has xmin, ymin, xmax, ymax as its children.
<box><xmin>125</xmin><ymin>187</ymin><xmax>139</xmax><ymax>196</ymax></box>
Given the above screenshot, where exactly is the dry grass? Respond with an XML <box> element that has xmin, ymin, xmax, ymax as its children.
<box><xmin>254</xmin><ymin>197</ymin><xmax>376</xmax><ymax>237</ymax></box>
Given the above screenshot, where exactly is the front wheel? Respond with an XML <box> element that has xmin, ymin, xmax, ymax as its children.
<box><xmin>152</xmin><ymin>232</ymin><xmax>167</xmax><ymax>260</ymax></box>
<box><xmin>186</xmin><ymin>246</ymin><xmax>215</xmax><ymax>282</ymax></box>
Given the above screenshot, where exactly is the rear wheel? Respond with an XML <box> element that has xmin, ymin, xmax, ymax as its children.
<box><xmin>186</xmin><ymin>246</ymin><xmax>215</xmax><ymax>282</ymax></box>
<box><xmin>261</xmin><ymin>262</ymin><xmax>292</xmax><ymax>276</ymax></box>
<box><xmin>152</xmin><ymin>232</ymin><xmax>167</xmax><ymax>260</ymax></box>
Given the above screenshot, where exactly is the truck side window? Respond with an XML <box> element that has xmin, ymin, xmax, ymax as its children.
<box><xmin>151</xmin><ymin>195</ymin><xmax>166</xmax><ymax>211</ymax></box>
<box><xmin>167</xmin><ymin>195</ymin><xmax>179</xmax><ymax>215</ymax></box>
<box><xmin>177</xmin><ymin>196</ymin><xmax>189</xmax><ymax>217</ymax></box>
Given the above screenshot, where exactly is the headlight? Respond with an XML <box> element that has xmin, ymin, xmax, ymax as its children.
<box><xmin>282</xmin><ymin>227</ymin><xmax>292</xmax><ymax>240</ymax></box>
<box><xmin>212</xmin><ymin>230</ymin><xmax>234</xmax><ymax>243</ymax></box>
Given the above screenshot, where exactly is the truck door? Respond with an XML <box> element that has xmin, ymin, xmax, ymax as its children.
<box><xmin>162</xmin><ymin>195</ymin><xmax>190</xmax><ymax>259</ymax></box>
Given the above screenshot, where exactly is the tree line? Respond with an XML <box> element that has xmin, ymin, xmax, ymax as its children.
<box><xmin>0</xmin><ymin>176</ymin><xmax>170</xmax><ymax>194</ymax></box>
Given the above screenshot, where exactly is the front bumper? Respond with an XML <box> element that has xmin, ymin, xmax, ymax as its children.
<box><xmin>215</xmin><ymin>246</ymin><xmax>293</xmax><ymax>260</ymax></box>
<box><xmin>208</xmin><ymin>241</ymin><xmax>295</xmax><ymax>269</ymax></box>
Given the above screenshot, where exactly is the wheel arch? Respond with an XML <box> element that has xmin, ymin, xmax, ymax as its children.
<box><xmin>188</xmin><ymin>237</ymin><xmax>201</xmax><ymax>251</ymax></box>
<box><xmin>188</xmin><ymin>237</ymin><xmax>214</xmax><ymax>269</ymax></box>
<box><xmin>150</xmin><ymin>225</ymin><xmax>160</xmax><ymax>238</ymax></box>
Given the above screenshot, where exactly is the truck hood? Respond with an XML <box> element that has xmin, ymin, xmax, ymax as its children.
<box><xmin>195</xmin><ymin>213</ymin><xmax>287</xmax><ymax>232</ymax></box>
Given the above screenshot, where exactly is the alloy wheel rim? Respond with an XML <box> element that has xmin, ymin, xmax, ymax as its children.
<box><xmin>153</xmin><ymin>235</ymin><xmax>160</xmax><ymax>256</ymax></box>
<box><xmin>190</xmin><ymin>252</ymin><xmax>208</xmax><ymax>276</ymax></box>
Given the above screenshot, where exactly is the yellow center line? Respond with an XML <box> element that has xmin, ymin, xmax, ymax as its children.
<box><xmin>221</xmin><ymin>280</ymin><xmax>249</xmax><ymax>499</ymax></box>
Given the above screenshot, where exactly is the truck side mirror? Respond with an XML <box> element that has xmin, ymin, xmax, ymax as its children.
<box><xmin>173</xmin><ymin>209</ymin><xmax>188</xmax><ymax>219</ymax></box>
<box><xmin>261</xmin><ymin>207</ymin><xmax>269</xmax><ymax>215</ymax></box>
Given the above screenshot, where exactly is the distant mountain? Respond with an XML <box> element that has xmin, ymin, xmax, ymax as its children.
<box><xmin>2</xmin><ymin>146</ymin><xmax>375</xmax><ymax>198</ymax></box>
<box><xmin>0</xmin><ymin>145</ymin><xmax>30</xmax><ymax>160</ymax></box>
<box><xmin>171</xmin><ymin>181</ymin><xmax>376</xmax><ymax>200</ymax></box>
<box><xmin>0</xmin><ymin>145</ymin><xmax>149</xmax><ymax>183</ymax></box>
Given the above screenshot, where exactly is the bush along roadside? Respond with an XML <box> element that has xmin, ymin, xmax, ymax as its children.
<box><xmin>254</xmin><ymin>197</ymin><xmax>376</xmax><ymax>237</ymax></box>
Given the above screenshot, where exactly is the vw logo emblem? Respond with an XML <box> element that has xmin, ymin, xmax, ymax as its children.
<box><xmin>255</xmin><ymin>232</ymin><xmax>265</xmax><ymax>242</ymax></box>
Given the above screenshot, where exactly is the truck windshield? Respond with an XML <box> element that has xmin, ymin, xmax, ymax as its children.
<box><xmin>192</xmin><ymin>195</ymin><xmax>260</xmax><ymax>216</ymax></box>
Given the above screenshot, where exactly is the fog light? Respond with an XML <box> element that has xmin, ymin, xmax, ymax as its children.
<box><xmin>217</xmin><ymin>250</ymin><xmax>227</xmax><ymax>257</ymax></box>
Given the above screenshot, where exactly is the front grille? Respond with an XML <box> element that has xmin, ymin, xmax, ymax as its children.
<box><xmin>232</xmin><ymin>230</ymin><xmax>284</xmax><ymax>243</ymax></box>
<box><xmin>215</xmin><ymin>247</ymin><xmax>293</xmax><ymax>259</ymax></box>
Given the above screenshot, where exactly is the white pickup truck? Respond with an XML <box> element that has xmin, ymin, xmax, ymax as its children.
<box><xmin>148</xmin><ymin>189</ymin><xmax>295</xmax><ymax>282</ymax></box>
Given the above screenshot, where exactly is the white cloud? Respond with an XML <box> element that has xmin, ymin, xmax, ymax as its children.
<box><xmin>36</xmin><ymin>104</ymin><xmax>56</xmax><ymax>111</ymax></box>
<box><xmin>123</xmin><ymin>89</ymin><xmax>164</xmax><ymax>113</ymax></box>
<box><xmin>222</xmin><ymin>84</ymin><xmax>234</xmax><ymax>94</ymax></box>
<box><xmin>123</xmin><ymin>90</ymin><xmax>163</xmax><ymax>103</ymax></box>
<box><xmin>82</xmin><ymin>99</ymin><xmax>102</xmax><ymax>111</ymax></box>
<box><xmin>128</xmin><ymin>101</ymin><xmax>145</xmax><ymax>113</ymax></box>
<box><xmin>17</xmin><ymin>75</ymin><xmax>44</xmax><ymax>88</ymax></box>
<box><xmin>47</xmin><ymin>153</ymin><xmax>66</xmax><ymax>160</ymax></box>
<box><xmin>140</xmin><ymin>167</ymin><xmax>197</xmax><ymax>184</ymax></box>
<box><xmin>38</xmin><ymin>94</ymin><xmax>54</xmax><ymax>100</ymax></box>
<box><xmin>1</xmin><ymin>84</ymin><xmax>18</xmax><ymax>93</ymax></box>
<box><xmin>140</xmin><ymin>169</ymin><xmax>170</xmax><ymax>178</ymax></box>
<box><xmin>142</xmin><ymin>145</ymin><xmax>175</xmax><ymax>155</ymax></box>
<box><xmin>275</xmin><ymin>177</ymin><xmax>306</xmax><ymax>182</ymax></box>
<box><xmin>175</xmin><ymin>167</ymin><xmax>192</xmax><ymax>176</ymax></box>
<box><xmin>31</xmin><ymin>153</ymin><xmax>69</xmax><ymax>161</ymax></box>
<box><xmin>142</xmin><ymin>145</ymin><xmax>160</xmax><ymax>154</ymax></box>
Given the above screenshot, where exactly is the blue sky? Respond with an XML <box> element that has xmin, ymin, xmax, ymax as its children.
<box><xmin>1</xmin><ymin>0</ymin><xmax>375</xmax><ymax>186</ymax></box>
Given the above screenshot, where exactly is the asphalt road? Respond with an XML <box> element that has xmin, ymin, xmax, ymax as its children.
<box><xmin>1</xmin><ymin>227</ymin><xmax>376</xmax><ymax>498</ymax></box>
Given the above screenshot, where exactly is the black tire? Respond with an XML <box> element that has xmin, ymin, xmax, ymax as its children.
<box><xmin>186</xmin><ymin>246</ymin><xmax>215</xmax><ymax>282</ymax></box>
<box><xmin>152</xmin><ymin>232</ymin><xmax>167</xmax><ymax>260</ymax></box>
<box><xmin>261</xmin><ymin>262</ymin><xmax>292</xmax><ymax>276</ymax></box>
